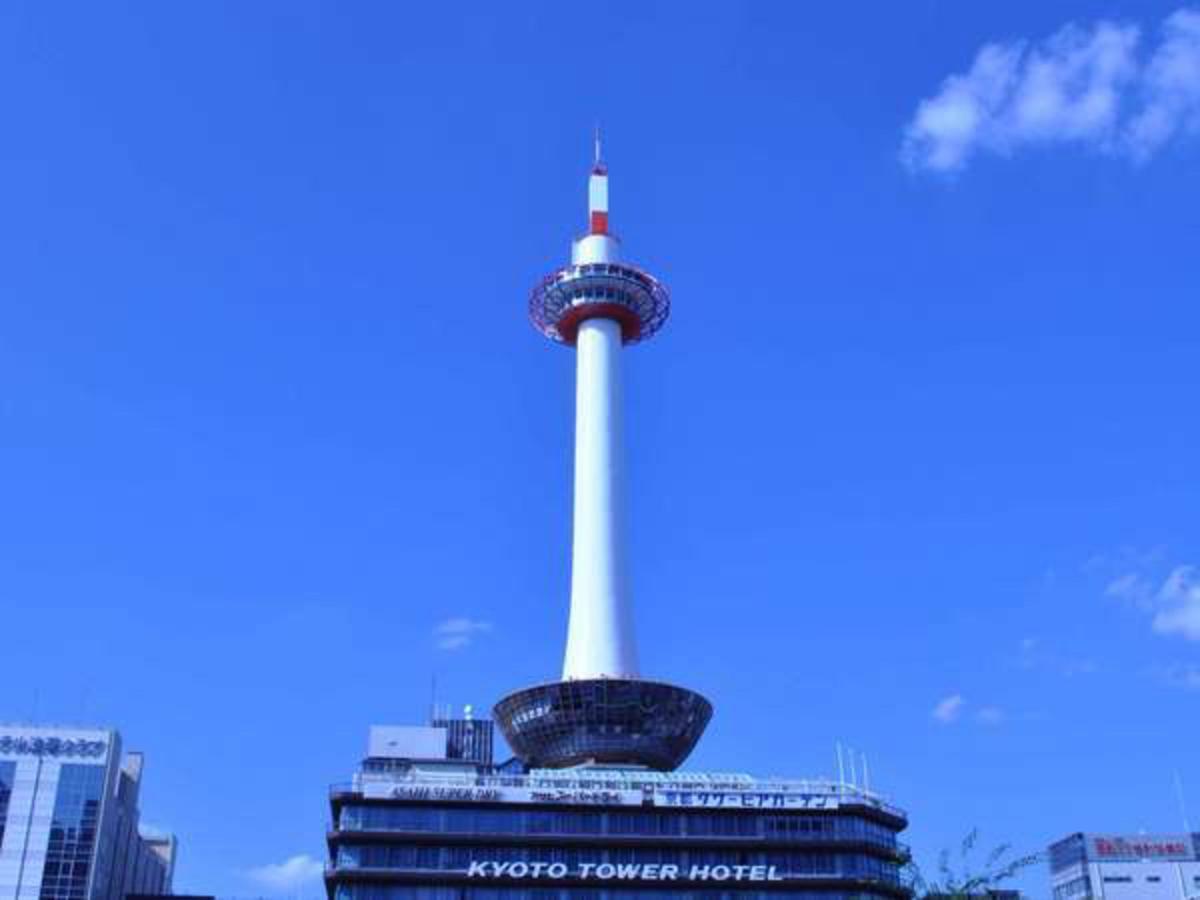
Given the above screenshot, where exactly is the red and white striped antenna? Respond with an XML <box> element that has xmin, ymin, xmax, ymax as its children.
<box><xmin>589</xmin><ymin>125</ymin><xmax>609</xmax><ymax>235</ymax></box>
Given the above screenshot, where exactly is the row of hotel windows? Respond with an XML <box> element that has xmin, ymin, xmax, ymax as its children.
<box><xmin>334</xmin><ymin>844</ymin><xmax>900</xmax><ymax>881</ymax></box>
<box><xmin>334</xmin><ymin>887</ymin><xmax>901</xmax><ymax>900</ymax></box>
<box><xmin>338</xmin><ymin>806</ymin><xmax>897</xmax><ymax>848</ymax></box>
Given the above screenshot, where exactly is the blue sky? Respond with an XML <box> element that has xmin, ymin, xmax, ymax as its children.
<box><xmin>2</xmin><ymin>2</ymin><xmax>1199</xmax><ymax>898</ymax></box>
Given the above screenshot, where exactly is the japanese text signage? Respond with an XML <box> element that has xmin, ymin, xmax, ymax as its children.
<box><xmin>1090</xmin><ymin>835</ymin><xmax>1195</xmax><ymax>862</ymax></box>
<box><xmin>652</xmin><ymin>790</ymin><xmax>839</xmax><ymax>810</ymax></box>
<box><xmin>361</xmin><ymin>783</ymin><xmax>642</xmax><ymax>806</ymax></box>
<box><xmin>0</xmin><ymin>736</ymin><xmax>107</xmax><ymax>758</ymax></box>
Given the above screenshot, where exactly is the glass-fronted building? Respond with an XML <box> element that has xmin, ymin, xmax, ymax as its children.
<box><xmin>0</xmin><ymin>726</ymin><xmax>176</xmax><ymax>900</ymax></box>
<box><xmin>326</xmin><ymin>723</ymin><xmax>909</xmax><ymax>899</ymax></box>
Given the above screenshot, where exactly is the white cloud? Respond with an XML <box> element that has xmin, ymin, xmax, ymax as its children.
<box><xmin>246</xmin><ymin>854</ymin><xmax>324</xmax><ymax>892</ymax></box>
<box><xmin>1105</xmin><ymin>571</ymin><xmax>1155</xmax><ymax>606</ymax></box>
<box><xmin>903</xmin><ymin>8</ymin><xmax>1200</xmax><ymax>171</ymax></box>
<box><xmin>1128</xmin><ymin>10</ymin><xmax>1200</xmax><ymax>158</ymax></box>
<box><xmin>1152</xmin><ymin>566</ymin><xmax>1200</xmax><ymax>640</ymax></box>
<box><xmin>932</xmin><ymin>694</ymin><xmax>965</xmax><ymax>724</ymax></box>
<box><xmin>433</xmin><ymin>617</ymin><xmax>493</xmax><ymax>651</ymax></box>
<box><xmin>1105</xmin><ymin>562</ymin><xmax>1200</xmax><ymax>641</ymax></box>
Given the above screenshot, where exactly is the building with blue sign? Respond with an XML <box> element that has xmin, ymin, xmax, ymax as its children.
<box><xmin>0</xmin><ymin>726</ymin><xmax>176</xmax><ymax>900</ymax></box>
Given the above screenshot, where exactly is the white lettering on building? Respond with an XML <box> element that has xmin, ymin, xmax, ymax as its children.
<box><xmin>466</xmin><ymin>861</ymin><xmax>784</xmax><ymax>881</ymax></box>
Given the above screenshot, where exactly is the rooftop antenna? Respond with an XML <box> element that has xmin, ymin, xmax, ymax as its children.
<box><xmin>847</xmin><ymin>746</ymin><xmax>858</xmax><ymax>788</ymax></box>
<box><xmin>594</xmin><ymin>123</ymin><xmax>603</xmax><ymax>168</ymax></box>
<box><xmin>836</xmin><ymin>742</ymin><xmax>846</xmax><ymax>789</ymax></box>
<box><xmin>1175</xmin><ymin>770</ymin><xmax>1193</xmax><ymax>833</ymax></box>
<box><xmin>862</xmin><ymin>751</ymin><xmax>871</xmax><ymax>794</ymax></box>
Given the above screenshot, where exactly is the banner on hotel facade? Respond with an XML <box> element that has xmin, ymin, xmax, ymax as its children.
<box><xmin>652</xmin><ymin>790</ymin><xmax>840</xmax><ymax>810</ymax></box>
<box><xmin>361</xmin><ymin>783</ymin><xmax>643</xmax><ymax>805</ymax></box>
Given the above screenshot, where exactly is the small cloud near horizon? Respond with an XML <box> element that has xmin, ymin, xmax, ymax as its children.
<box><xmin>433</xmin><ymin>617</ymin><xmax>493</xmax><ymax>651</ymax></box>
<box><xmin>246</xmin><ymin>854</ymin><xmax>324</xmax><ymax>892</ymax></box>
<box><xmin>902</xmin><ymin>7</ymin><xmax>1200</xmax><ymax>172</ymax></box>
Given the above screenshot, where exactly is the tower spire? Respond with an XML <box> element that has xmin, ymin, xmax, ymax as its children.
<box><xmin>588</xmin><ymin>130</ymin><xmax>609</xmax><ymax>235</ymax></box>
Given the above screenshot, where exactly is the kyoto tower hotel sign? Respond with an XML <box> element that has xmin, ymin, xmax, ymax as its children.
<box><xmin>495</xmin><ymin>144</ymin><xmax>712</xmax><ymax>771</ymax></box>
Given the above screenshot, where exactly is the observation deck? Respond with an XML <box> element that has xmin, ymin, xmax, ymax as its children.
<box><xmin>494</xmin><ymin>679</ymin><xmax>711</xmax><ymax>772</ymax></box>
<box><xmin>529</xmin><ymin>260</ymin><xmax>670</xmax><ymax>346</ymax></box>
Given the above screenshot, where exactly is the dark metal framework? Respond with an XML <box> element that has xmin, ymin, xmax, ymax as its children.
<box><xmin>529</xmin><ymin>263</ymin><xmax>670</xmax><ymax>346</ymax></box>
<box><xmin>493</xmin><ymin>679</ymin><xmax>712</xmax><ymax>772</ymax></box>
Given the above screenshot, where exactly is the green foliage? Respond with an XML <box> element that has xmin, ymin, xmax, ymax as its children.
<box><xmin>902</xmin><ymin>828</ymin><xmax>1042</xmax><ymax>898</ymax></box>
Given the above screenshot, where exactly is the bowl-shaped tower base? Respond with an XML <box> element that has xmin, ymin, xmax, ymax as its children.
<box><xmin>494</xmin><ymin>679</ymin><xmax>712</xmax><ymax>772</ymax></box>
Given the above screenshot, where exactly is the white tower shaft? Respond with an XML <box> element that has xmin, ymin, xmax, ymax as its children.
<box><xmin>562</xmin><ymin>316</ymin><xmax>639</xmax><ymax>679</ymax></box>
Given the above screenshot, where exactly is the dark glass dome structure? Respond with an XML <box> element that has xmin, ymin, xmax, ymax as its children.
<box><xmin>494</xmin><ymin>679</ymin><xmax>712</xmax><ymax>771</ymax></box>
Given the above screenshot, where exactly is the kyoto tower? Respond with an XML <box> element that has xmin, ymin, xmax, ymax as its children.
<box><xmin>494</xmin><ymin>139</ymin><xmax>712</xmax><ymax>771</ymax></box>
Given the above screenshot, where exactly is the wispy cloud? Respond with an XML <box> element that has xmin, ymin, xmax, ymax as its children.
<box><xmin>433</xmin><ymin>617</ymin><xmax>493</xmax><ymax>651</ymax></box>
<box><xmin>1106</xmin><ymin>563</ymin><xmax>1200</xmax><ymax>641</ymax></box>
<box><xmin>932</xmin><ymin>694</ymin><xmax>965</xmax><ymax>724</ymax></box>
<box><xmin>932</xmin><ymin>694</ymin><xmax>1008</xmax><ymax>726</ymax></box>
<box><xmin>903</xmin><ymin>8</ymin><xmax>1200</xmax><ymax>171</ymax></box>
<box><xmin>1105</xmin><ymin>572</ymin><xmax>1156</xmax><ymax>606</ymax></box>
<box><xmin>1152</xmin><ymin>566</ymin><xmax>1200</xmax><ymax>640</ymax></box>
<box><xmin>246</xmin><ymin>854</ymin><xmax>324</xmax><ymax>892</ymax></box>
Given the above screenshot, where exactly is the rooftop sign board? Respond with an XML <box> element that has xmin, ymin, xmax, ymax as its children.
<box><xmin>356</xmin><ymin>780</ymin><xmax>852</xmax><ymax>810</ymax></box>
<box><xmin>1089</xmin><ymin>834</ymin><xmax>1196</xmax><ymax>862</ymax></box>
<box><xmin>652</xmin><ymin>790</ymin><xmax>840</xmax><ymax>810</ymax></box>
<box><xmin>361</xmin><ymin>783</ymin><xmax>643</xmax><ymax>806</ymax></box>
<box><xmin>0</xmin><ymin>735</ymin><xmax>108</xmax><ymax>758</ymax></box>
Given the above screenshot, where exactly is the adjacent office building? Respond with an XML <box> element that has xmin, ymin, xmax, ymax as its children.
<box><xmin>0</xmin><ymin>726</ymin><xmax>176</xmax><ymax>900</ymax></box>
<box><xmin>1049</xmin><ymin>832</ymin><xmax>1200</xmax><ymax>900</ymax></box>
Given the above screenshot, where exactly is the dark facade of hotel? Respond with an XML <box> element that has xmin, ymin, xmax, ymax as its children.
<box><xmin>324</xmin><ymin>720</ymin><xmax>909</xmax><ymax>899</ymax></box>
